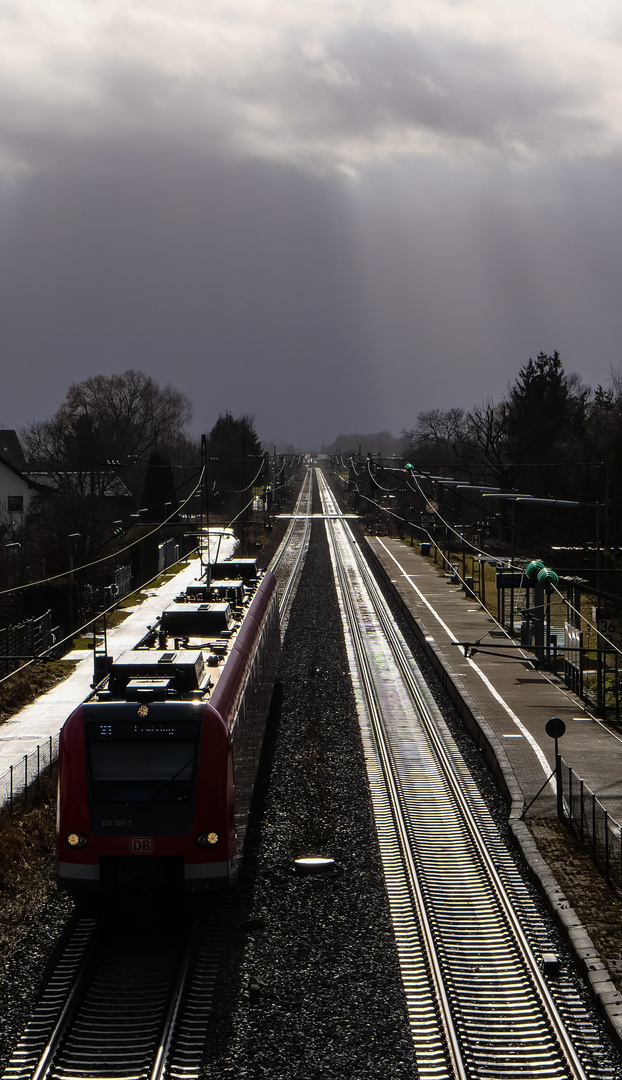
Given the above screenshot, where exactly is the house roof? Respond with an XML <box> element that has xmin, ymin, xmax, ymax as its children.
<box><xmin>0</xmin><ymin>430</ymin><xmax>28</xmax><ymax>471</ymax></box>
<box><xmin>26</xmin><ymin>472</ymin><xmax>132</xmax><ymax>498</ymax></box>
<box><xmin>0</xmin><ymin>451</ymin><xmax>40</xmax><ymax>490</ymax></box>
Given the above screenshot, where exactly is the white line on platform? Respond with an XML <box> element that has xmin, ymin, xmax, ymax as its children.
<box><xmin>375</xmin><ymin>538</ymin><xmax>556</xmax><ymax>792</ymax></box>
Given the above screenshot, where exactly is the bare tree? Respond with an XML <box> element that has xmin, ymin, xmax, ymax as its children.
<box><xmin>466</xmin><ymin>398</ymin><xmax>510</xmax><ymax>483</ymax></box>
<box><xmin>23</xmin><ymin>370</ymin><xmax>193</xmax><ymax>477</ymax></box>
<box><xmin>402</xmin><ymin>407</ymin><xmax>470</xmax><ymax>470</ymax></box>
<box><xmin>19</xmin><ymin>371</ymin><xmax>195</xmax><ymax>570</ymax></box>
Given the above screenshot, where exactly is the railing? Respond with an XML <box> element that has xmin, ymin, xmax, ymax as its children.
<box><xmin>158</xmin><ymin>538</ymin><xmax>180</xmax><ymax>572</ymax></box>
<box><xmin>115</xmin><ymin>562</ymin><xmax>132</xmax><ymax>600</ymax></box>
<box><xmin>0</xmin><ymin>731</ymin><xmax>60</xmax><ymax>811</ymax></box>
<box><xmin>558</xmin><ymin>757</ymin><xmax>622</xmax><ymax>895</ymax></box>
<box><xmin>0</xmin><ymin>610</ymin><xmax>54</xmax><ymax>676</ymax></box>
<box><xmin>86</xmin><ymin>564</ymin><xmax>134</xmax><ymax>611</ymax></box>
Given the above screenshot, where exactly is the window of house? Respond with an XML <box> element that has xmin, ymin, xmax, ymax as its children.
<box><xmin>7</xmin><ymin>495</ymin><xmax>23</xmax><ymax>512</ymax></box>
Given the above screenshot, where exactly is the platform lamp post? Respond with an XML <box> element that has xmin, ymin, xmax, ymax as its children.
<box><xmin>5</xmin><ymin>542</ymin><xmax>21</xmax><ymax>589</ymax></box>
<box><xmin>67</xmin><ymin>533</ymin><xmax>81</xmax><ymax>636</ymax></box>
<box><xmin>164</xmin><ymin>501</ymin><xmax>172</xmax><ymax>543</ymax></box>
<box><xmin>200</xmin><ymin>434</ymin><xmax>210</xmax><ymax>582</ymax></box>
<box><xmin>111</xmin><ymin>521</ymin><xmax>124</xmax><ymax>597</ymax></box>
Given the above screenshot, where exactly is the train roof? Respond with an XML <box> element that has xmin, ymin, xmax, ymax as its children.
<box><xmin>94</xmin><ymin>568</ymin><xmax>276</xmax><ymax>705</ymax></box>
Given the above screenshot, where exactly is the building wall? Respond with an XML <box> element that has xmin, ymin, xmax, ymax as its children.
<box><xmin>0</xmin><ymin>459</ymin><xmax>33</xmax><ymax>518</ymax></box>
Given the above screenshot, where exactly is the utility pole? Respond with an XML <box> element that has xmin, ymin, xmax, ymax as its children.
<box><xmin>201</xmin><ymin>434</ymin><xmax>209</xmax><ymax>581</ymax></box>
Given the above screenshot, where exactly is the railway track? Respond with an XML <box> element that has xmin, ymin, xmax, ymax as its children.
<box><xmin>2</xmin><ymin>901</ymin><xmax>229</xmax><ymax>1080</ymax></box>
<box><xmin>270</xmin><ymin>465</ymin><xmax>313</xmax><ymax>636</ymax></box>
<box><xmin>317</xmin><ymin>468</ymin><xmax>614</xmax><ymax>1080</ymax></box>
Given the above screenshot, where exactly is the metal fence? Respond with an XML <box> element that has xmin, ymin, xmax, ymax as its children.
<box><xmin>158</xmin><ymin>538</ymin><xmax>180</xmax><ymax>573</ymax></box>
<box><xmin>115</xmin><ymin>563</ymin><xmax>132</xmax><ymax>600</ymax></box>
<box><xmin>0</xmin><ymin>610</ymin><xmax>54</xmax><ymax>676</ymax></box>
<box><xmin>559</xmin><ymin>757</ymin><xmax>622</xmax><ymax>894</ymax></box>
<box><xmin>0</xmin><ymin>731</ymin><xmax>60</xmax><ymax>811</ymax></box>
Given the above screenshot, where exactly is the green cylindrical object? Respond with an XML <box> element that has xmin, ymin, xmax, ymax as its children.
<box><xmin>537</xmin><ymin>567</ymin><xmax>559</xmax><ymax>590</ymax></box>
<box><xmin>524</xmin><ymin>559</ymin><xmax>545</xmax><ymax>582</ymax></box>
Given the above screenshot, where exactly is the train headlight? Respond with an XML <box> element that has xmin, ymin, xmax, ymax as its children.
<box><xmin>197</xmin><ymin>832</ymin><xmax>219</xmax><ymax>848</ymax></box>
<box><xmin>66</xmin><ymin>832</ymin><xmax>88</xmax><ymax>849</ymax></box>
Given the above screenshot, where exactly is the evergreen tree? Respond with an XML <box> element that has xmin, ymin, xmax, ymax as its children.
<box><xmin>208</xmin><ymin>413</ymin><xmax>264</xmax><ymax>493</ymax></box>
<box><xmin>141</xmin><ymin>451</ymin><xmax>179</xmax><ymax>523</ymax></box>
<box><xmin>505</xmin><ymin>352</ymin><xmax>585</xmax><ymax>495</ymax></box>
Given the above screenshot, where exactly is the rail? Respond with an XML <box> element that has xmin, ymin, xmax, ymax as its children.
<box><xmin>318</xmin><ymin>468</ymin><xmax>598</xmax><ymax>1080</ymax></box>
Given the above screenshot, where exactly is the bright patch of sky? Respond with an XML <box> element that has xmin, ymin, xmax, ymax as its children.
<box><xmin>1</xmin><ymin>0</ymin><xmax>621</xmax><ymax>172</ymax></box>
<box><xmin>1</xmin><ymin>1</ymin><xmax>621</xmax><ymax>446</ymax></box>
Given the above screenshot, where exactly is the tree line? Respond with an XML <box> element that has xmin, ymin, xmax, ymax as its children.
<box><xmin>402</xmin><ymin>352</ymin><xmax>622</xmax><ymax>555</ymax></box>
<box><xmin>1</xmin><ymin>371</ymin><xmax>264</xmax><ymax>624</ymax></box>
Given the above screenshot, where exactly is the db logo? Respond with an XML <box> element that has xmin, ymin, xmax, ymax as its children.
<box><xmin>130</xmin><ymin>837</ymin><xmax>154</xmax><ymax>854</ymax></box>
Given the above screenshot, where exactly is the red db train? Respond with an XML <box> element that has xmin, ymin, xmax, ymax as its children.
<box><xmin>57</xmin><ymin>561</ymin><xmax>280</xmax><ymax>897</ymax></box>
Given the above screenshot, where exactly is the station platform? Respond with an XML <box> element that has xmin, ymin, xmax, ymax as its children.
<box><xmin>0</xmin><ymin>532</ymin><xmax>237</xmax><ymax>807</ymax></box>
<box><xmin>366</xmin><ymin>536</ymin><xmax>622</xmax><ymax>825</ymax></box>
<box><xmin>0</xmin><ymin>559</ymin><xmax>203</xmax><ymax>804</ymax></box>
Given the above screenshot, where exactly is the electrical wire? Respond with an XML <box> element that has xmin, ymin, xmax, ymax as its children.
<box><xmin>366</xmin><ymin>458</ymin><xmax>401</xmax><ymax>493</ymax></box>
<box><xmin>354</xmin><ymin>465</ymin><xmax>622</xmax><ymax>661</ymax></box>
<box><xmin>0</xmin><ymin>468</ymin><xmax>205</xmax><ymax>598</ymax></box>
<box><xmin>0</xmin><ymin>540</ymin><xmax>202</xmax><ymax>688</ymax></box>
<box><xmin>0</xmin><ymin>462</ymin><xmax>275</xmax><ymax>687</ymax></box>
<box><xmin>228</xmin><ymin>490</ymin><xmax>261</xmax><ymax>525</ymax></box>
<box><xmin>226</xmin><ymin>458</ymin><xmax>266</xmax><ymax>494</ymax></box>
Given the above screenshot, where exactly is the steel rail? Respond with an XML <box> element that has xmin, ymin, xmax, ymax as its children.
<box><xmin>3</xmin><ymin>476</ymin><xmax>314</xmax><ymax>1080</ymax></box>
<box><xmin>1</xmin><ymin>919</ymin><xmax>100</xmax><ymax>1080</ymax></box>
<box><xmin>325</xmin><ymin>502</ymin><xmax>464</xmax><ymax>1078</ymax></box>
<box><xmin>270</xmin><ymin>467</ymin><xmax>313</xmax><ymax>633</ymax></box>
<box><xmin>2</xmin><ymin>918</ymin><xmax>213</xmax><ymax>1080</ymax></box>
<box><xmin>150</xmin><ymin>919</ymin><xmax>201</xmax><ymax>1080</ymax></box>
<box><xmin>317</xmin><ymin>469</ymin><xmax>590</xmax><ymax>1080</ymax></box>
<box><xmin>350</xmin><ymin>534</ymin><xmax>589</xmax><ymax>1078</ymax></box>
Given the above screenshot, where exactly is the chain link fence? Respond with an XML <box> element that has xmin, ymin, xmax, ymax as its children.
<box><xmin>158</xmin><ymin>538</ymin><xmax>180</xmax><ymax>573</ymax></box>
<box><xmin>0</xmin><ymin>731</ymin><xmax>60</xmax><ymax>811</ymax></box>
<box><xmin>0</xmin><ymin>610</ymin><xmax>54</xmax><ymax>676</ymax></box>
<box><xmin>559</xmin><ymin>757</ymin><xmax>622</xmax><ymax>895</ymax></box>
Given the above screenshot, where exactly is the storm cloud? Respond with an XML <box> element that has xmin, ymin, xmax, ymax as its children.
<box><xmin>1</xmin><ymin>1</ymin><xmax>621</xmax><ymax>446</ymax></box>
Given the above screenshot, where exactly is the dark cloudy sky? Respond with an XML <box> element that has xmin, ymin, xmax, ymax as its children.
<box><xmin>1</xmin><ymin>0</ymin><xmax>621</xmax><ymax>449</ymax></box>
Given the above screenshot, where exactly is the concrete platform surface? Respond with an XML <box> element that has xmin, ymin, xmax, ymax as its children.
<box><xmin>0</xmin><ymin>531</ymin><xmax>237</xmax><ymax>803</ymax></box>
<box><xmin>367</xmin><ymin>536</ymin><xmax>622</xmax><ymax>825</ymax></box>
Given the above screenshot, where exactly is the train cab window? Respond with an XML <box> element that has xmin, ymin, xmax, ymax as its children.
<box><xmin>84</xmin><ymin>716</ymin><xmax>200</xmax><ymax>805</ymax></box>
<box><xmin>88</xmin><ymin>741</ymin><xmax>197</xmax><ymax>804</ymax></box>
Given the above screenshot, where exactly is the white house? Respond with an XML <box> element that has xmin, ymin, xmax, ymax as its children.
<box><xmin>0</xmin><ymin>451</ymin><xmax>38</xmax><ymax>522</ymax></box>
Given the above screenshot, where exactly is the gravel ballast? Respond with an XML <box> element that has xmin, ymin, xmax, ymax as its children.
<box><xmin>201</xmin><ymin>519</ymin><xmax>417</xmax><ymax>1078</ymax></box>
<box><xmin>3</xmin><ymin>477</ymin><xmax>622</xmax><ymax>1076</ymax></box>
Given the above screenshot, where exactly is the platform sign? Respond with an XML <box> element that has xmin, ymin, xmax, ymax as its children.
<box><xmin>545</xmin><ymin>717</ymin><xmax>566</xmax><ymax>740</ymax></box>
<box><xmin>496</xmin><ymin>572</ymin><xmax>524</xmax><ymax>589</ymax></box>
<box><xmin>598</xmin><ymin>618</ymin><xmax>618</xmax><ymax>643</ymax></box>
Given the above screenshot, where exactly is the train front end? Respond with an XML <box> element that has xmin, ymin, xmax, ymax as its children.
<box><xmin>57</xmin><ymin>698</ymin><xmax>234</xmax><ymax>896</ymax></box>
<box><xmin>56</xmin><ymin>565</ymin><xmax>279</xmax><ymax>899</ymax></box>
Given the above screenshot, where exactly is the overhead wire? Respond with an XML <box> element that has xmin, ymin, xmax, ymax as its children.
<box><xmin>226</xmin><ymin>458</ymin><xmax>265</xmax><ymax>494</ymax></box>
<box><xmin>0</xmin><ymin>467</ymin><xmax>206</xmax><ymax>598</ymax></box>
<box><xmin>0</xmin><ymin>457</ymin><xmax>281</xmax><ymax>687</ymax></box>
<box><xmin>355</xmin><ymin>462</ymin><xmax>622</xmax><ymax>660</ymax></box>
<box><xmin>0</xmin><ymin>536</ymin><xmax>204</xmax><ymax>688</ymax></box>
<box><xmin>366</xmin><ymin>458</ymin><xmax>401</xmax><ymax>493</ymax></box>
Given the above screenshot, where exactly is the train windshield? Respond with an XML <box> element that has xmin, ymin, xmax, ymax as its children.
<box><xmin>85</xmin><ymin>717</ymin><xmax>201</xmax><ymax>805</ymax></box>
